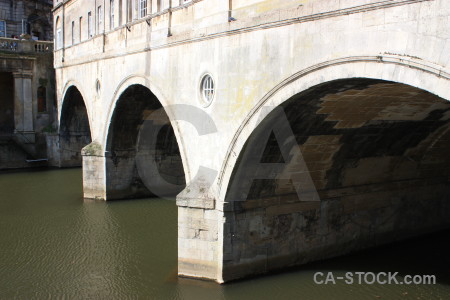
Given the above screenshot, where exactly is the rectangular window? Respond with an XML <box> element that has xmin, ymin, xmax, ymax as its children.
<box><xmin>98</xmin><ymin>5</ymin><xmax>103</xmax><ymax>33</ymax></box>
<box><xmin>127</xmin><ymin>0</ymin><xmax>132</xmax><ymax>22</ymax></box>
<box><xmin>157</xmin><ymin>0</ymin><xmax>162</xmax><ymax>12</ymax></box>
<box><xmin>79</xmin><ymin>17</ymin><xmax>82</xmax><ymax>41</ymax></box>
<box><xmin>118</xmin><ymin>0</ymin><xmax>122</xmax><ymax>25</ymax></box>
<box><xmin>110</xmin><ymin>0</ymin><xmax>115</xmax><ymax>29</ymax></box>
<box><xmin>139</xmin><ymin>0</ymin><xmax>147</xmax><ymax>18</ymax></box>
<box><xmin>71</xmin><ymin>21</ymin><xmax>75</xmax><ymax>45</ymax></box>
<box><xmin>131</xmin><ymin>0</ymin><xmax>137</xmax><ymax>20</ymax></box>
<box><xmin>0</xmin><ymin>20</ymin><xmax>6</xmax><ymax>37</ymax></box>
<box><xmin>88</xmin><ymin>12</ymin><xmax>93</xmax><ymax>38</ymax></box>
<box><xmin>56</xmin><ymin>28</ymin><xmax>62</xmax><ymax>49</ymax></box>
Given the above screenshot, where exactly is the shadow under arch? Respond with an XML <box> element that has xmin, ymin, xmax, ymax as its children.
<box><xmin>221</xmin><ymin>78</ymin><xmax>450</xmax><ymax>282</ymax></box>
<box><xmin>104</xmin><ymin>84</ymin><xmax>186</xmax><ymax>200</ymax></box>
<box><xmin>59</xmin><ymin>85</ymin><xmax>92</xmax><ymax>167</ymax></box>
<box><xmin>217</xmin><ymin>56</ymin><xmax>450</xmax><ymax>200</ymax></box>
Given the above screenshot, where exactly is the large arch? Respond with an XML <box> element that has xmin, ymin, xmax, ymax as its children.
<box><xmin>103</xmin><ymin>84</ymin><xmax>186</xmax><ymax>200</ymax></box>
<box><xmin>218</xmin><ymin>57</ymin><xmax>450</xmax><ymax>200</ymax></box>
<box><xmin>220</xmin><ymin>77</ymin><xmax>450</xmax><ymax>281</ymax></box>
<box><xmin>59</xmin><ymin>86</ymin><xmax>92</xmax><ymax>167</ymax></box>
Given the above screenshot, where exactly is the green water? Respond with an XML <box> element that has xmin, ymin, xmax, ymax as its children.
<box><xmin>0</xmin><ymin>168</ymin><xmax>449</xmax><ymax>299</ymax></box>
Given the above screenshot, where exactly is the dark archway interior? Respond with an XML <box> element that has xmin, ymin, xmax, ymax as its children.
<box><xmin>223</xmin><ymin>78</ymin><xmax>450</xmax><ymax>281</ymax></box>
<box><xmin>0</xmin><ymin>72</ymin><xmax>14</xmax><ymax>135</ymax></box>
<box><xmin>228</xmin><ymin>78</ymin><xmax>450</xmax><ymax>201</ymax></box>
<box><xmin>59</xmin><ymin>86</ymin><xmax>91</xmax><ymax>167</ymax></box>
<box><xmin>105</xmin><ymin>84</ymin><xmax>185</xmax><ymax>200</ymax></box>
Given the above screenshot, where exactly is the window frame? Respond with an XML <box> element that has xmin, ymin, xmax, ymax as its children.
<box><xmin>110</xmin><ymin>0</ymin><xmax>115</xmax><ymax>29</ymax></box>
<box><xmin>98</xmin><ymin>5</ymin><xmax>103</xmax><ymax>34</ymax></box>
<box><xmin>37</xmin><ymin>86</ymin><xmax>47</xmax><ymax>113</ymax></box>
<box><xmin>0</xmin><ymin>20</ymin><xmax>6</xmax><ymax>38</ymax></box>
<box><xmin>71</xmin><ymin>21</ymin><xmax>75</xmax><ymax>45</ymax></box>
<box><xmin>88</xmin><ymin>11</ymin><xmax>93</xmax><ymax>38</ymax></box>
<box><xmin>79</xmin><ymin>16</ymin><xmax>82</xmax><ymax>42</ymax></box>
<box><xmin>157</xmin><ymin>0</ymin><xmax>162</xmax><ymax>12</ymax></box>
<box><xmin>56</xmin><ymin>28</ymin><xmax>62</xmax><ymax>49</ymax></box>
<box><xmin>139</xmin><ymin>0</ymin><xmax>147</xmax><ymax>18</ymax></box>
<box><xmin>200</xmin><ymin>74</ymin><xmax>215</xmax><ymax>106</ymax></box>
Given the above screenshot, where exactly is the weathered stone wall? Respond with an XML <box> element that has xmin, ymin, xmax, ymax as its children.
<box><xmin>102</xmin><ymin>84</ymin><xmax>185</xmax><ymax>199</ymax></box>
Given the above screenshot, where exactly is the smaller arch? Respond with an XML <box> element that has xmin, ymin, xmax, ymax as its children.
<box><xmin>103</xmin><ymin>83</ymin><xmax>187</xmax><ymax>200</ymax></box>
<box><xmin>59</xmin><ymin>85</ymin><xmax>92</xmax><ymax>167</ymax></box>
<box><xmin>55</xmin><ymin>16</ymin><xmax>62</xmax><ymax>49</ymax></box>
<box><xmin>60</xmin><ymin>80</ymin><xmax>91</xmax><ymax>127</ymax></box>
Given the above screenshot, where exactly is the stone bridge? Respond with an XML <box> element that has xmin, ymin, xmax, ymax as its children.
<box><xmin>53</xmin><ymin>0</ymin><xmax>450</xmax><ymax>282</ymax></box>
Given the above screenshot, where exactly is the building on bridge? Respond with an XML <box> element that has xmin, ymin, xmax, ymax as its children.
<box><xmin>53</xmin><ymin>0</ymin><xmax>450</xmax><ymax>283</ymax></box>
<box><xmin>0</xmin><ymin>0</ymin><xmax>55</xmax><ymax>169</ymax></box>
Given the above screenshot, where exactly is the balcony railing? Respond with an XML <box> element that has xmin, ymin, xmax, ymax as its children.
<box><xmin>0</xmin><ymin>38</ymin><xmax>53</xmax><ymax>54</ymax></box>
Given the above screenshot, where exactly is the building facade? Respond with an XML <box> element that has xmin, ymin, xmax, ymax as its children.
<box><xmin>0</xmin><ymin>0</ymin><xmax>55</xmax><ymax>169</ymax></box>
<box><xmin>0</xmin><ymin>0</ymin><xmax>53</xmax><ymax>39</ymax></box>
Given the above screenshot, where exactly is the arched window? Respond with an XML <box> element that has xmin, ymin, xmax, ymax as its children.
<box><xmin>55</xmin><ymin>16</ymin><xmax>62</xmax><ymax>49</ymax></box>
<box><xmin>37</xmin><ymin>86</ymin><xmax>47</xmax><ymax>113</ymax></box>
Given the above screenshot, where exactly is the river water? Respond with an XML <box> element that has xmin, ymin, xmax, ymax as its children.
<box><xmin>0</xmin><ymin>168</ymin><xmax>449</xmax><ymax>299</ymax></box>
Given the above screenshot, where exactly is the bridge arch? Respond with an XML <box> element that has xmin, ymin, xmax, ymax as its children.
<box><xmin>59</xmin><ymin>84</ymin><xmax>92</xmax><ymax>167</ymax></box>
<box><xmin>103</xmin><ymin>82</ymin><xmax>186</xmax><ymax>200</ymax></box>
<box><xmin>60</xmin><ymin>80</ymin><xmax>91</xmax><ymax>123</ymax></box>
<box><xmin>218</xmin><ymin>56</ymin><xmax>450</xmax><ymax>200</ymax></box>
<box><xmin>219</xmin><ymin>73</ymin><xmax>450</xmax><ymax>281</ymax></box>
<box><xmin>103</xmin><ymin>75</ymin><xmax>191</xmax><ymax>180</ymax></box>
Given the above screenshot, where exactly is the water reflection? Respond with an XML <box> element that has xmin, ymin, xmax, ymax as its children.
<box><xmin>0</xmin><ymin>168</ymin><xmax>449</xmax><ymax>299</ymax></box>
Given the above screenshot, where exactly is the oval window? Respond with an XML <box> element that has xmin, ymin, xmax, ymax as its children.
<box><xmin>200</xmin><ymin>74</ymin><xmax>215</xmax><ymax>106</ymax></box>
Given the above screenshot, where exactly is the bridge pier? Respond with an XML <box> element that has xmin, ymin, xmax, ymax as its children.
<box><xmin>82</xmin><ymin>142</ymin><xmax>107</xmax><ymax>200</ymax></box>
<box><xmin>81</xmin><ymin>144</ymin><xmax>155</xmax><ymax>201</ymax></box>
<box><xmin>170</xmin><ymin>176</ymin><xmax>220</xmax><ymax>280</ymax></box>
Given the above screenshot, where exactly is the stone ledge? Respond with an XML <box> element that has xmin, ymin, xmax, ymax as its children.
<box><xmin>176</xmin><ymin>197</ymin><xmax>215</xmax><ymax>209</ymax></box>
